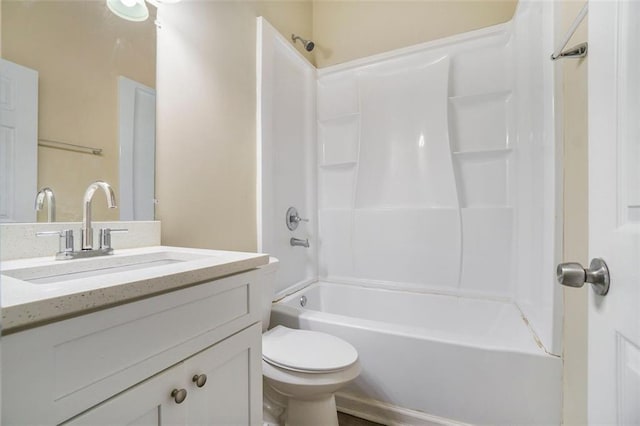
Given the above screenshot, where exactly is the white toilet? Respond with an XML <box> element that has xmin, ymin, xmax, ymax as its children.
<box><xmin>259</xmin><ymin>259</ymin><xmax>361</xmax><ymax>426</ymax></box>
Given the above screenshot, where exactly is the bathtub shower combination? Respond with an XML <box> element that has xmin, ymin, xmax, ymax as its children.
<box><xmin>258</xmin><ymin>1</ymin><xmax>562</xmax><ymax>424</ymax></box>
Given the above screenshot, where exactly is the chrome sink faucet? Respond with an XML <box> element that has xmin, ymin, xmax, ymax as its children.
<box><xmin>36</xmin><ymin>181</ymin><xmax>126</xmax><ymax>260</ymax></box>
<box><xmin>35</xmin><ymin>187</ymin><xmax>56</xmax><ymax>222</ymax></box>
<box><xmin>82</xmin><ymin>181</ymin><xmax>117</xmax><ymax>250</ymax></box>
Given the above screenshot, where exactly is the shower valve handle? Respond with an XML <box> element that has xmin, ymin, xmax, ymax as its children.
<box><xmin>291</xmin><ymin>214</ymin><xmax>308</xmax><ymax>223</ymax></box>
<box><xmin>286</xmin><ymin>207</ymin><xmax>308</xmax><ymax>230</ymax></box>
<box><xmin>556</xmin><ymin>258</ymin><xmax>610</xmax><ymax>296</ymax></box>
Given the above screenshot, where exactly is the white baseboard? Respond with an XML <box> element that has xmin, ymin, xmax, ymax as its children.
<box><xmin>336</xmin><ymin>392</ymin><xmax>472</xmax><ymax>426</ymax></box>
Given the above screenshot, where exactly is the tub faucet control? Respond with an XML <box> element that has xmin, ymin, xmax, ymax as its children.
<box><xmin>290</xmin><ymin>237</ymin><xmax>310</xmax><ymax>248</ymax></box>
<box><xmin>286</xmin><ymin>207</ymin><xmax>309</xmax><ymax>231</ymax></box>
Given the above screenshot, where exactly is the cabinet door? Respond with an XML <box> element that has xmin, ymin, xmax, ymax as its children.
<box><xmin>184</xmin><ymin>323</ymin><xmax>263</xmax><ymax>426</ymax></box>
<box><xmin>62</xmin><ymin>363</ymin><xmax>186</xmax><ymax>426</ymax></box>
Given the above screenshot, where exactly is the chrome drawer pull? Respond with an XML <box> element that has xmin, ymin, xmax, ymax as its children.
<box><xmin>192</xmin><ymin>374</ymin><xmax>207</xmax><ymax>388</ymax></box>
<box><xmin>171</xmin><ymin>388</ymin><xmax>187</xmax><ymax>404</ymax></box>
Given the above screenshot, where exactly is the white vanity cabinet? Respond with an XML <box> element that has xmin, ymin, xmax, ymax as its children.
<box><xmin>2</xmin><ymin>269</ymin><xmax>263</xmax><ymax>426</ymax></box>
<box><xmin>63</xmin><ymin>324</ymin><xmax>262</xmax><ymax>426</ymax></box>
<box><xmin>62</xmin><ymin>357</ymin><xmax>187</xmax><ymax>425</ymax></box>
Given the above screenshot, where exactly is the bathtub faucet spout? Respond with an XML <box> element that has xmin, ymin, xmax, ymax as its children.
<box><xmin>290</xmin><ymin>237</ymin><xmax>310</xmax><ymax>248</ymax></box>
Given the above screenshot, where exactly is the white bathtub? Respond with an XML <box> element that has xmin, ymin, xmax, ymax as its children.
<box><xmin>270</xmin><ymin>281</ymin><xmax>562</xmax><ymax>425</ymax></box>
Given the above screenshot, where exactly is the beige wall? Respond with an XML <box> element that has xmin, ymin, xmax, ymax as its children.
<box><xmin>155</xmin><ymin>1</ymin><xmax>313</xmax><ymax>252</ymax></box>
<box><xmin>2</xmin><ymin>1</ymin><xmax>155</xmax><ymax>222</ymax></box>
<box><xmin>312</xmin><ymin>0</ymin><xmax>517</xmax><ymax>68</ymax></box>
<box><xmin>560</xmin><ymin>1</ymin><xmax>588</xmax><ymax>424</ymax></box>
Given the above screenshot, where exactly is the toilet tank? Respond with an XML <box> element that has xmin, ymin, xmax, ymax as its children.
<box><xmin>257</xmin><ymin>257</ymin><xmax>279</xmax><ymax>332</ymax></box>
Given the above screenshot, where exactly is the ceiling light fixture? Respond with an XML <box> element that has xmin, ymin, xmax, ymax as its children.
<box><xmin>107</xmin><ymin>0</ymin><xmax>149</xmax><ymax>22</ymax></box>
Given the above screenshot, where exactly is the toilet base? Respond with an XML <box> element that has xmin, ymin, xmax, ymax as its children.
<box><xmin>285</xmin><ymin>394</ymin><xmax>338</xmax><ymax>426</ymax></box>
<box><xmin>262</xmin><ymin>357</ymin><xmax>360</xmax><ymax>426</ymax></box>
<box><xmin>264</xmin><ymin>378</ymin><xmax>287</xmax><ymax>425</ymax></box>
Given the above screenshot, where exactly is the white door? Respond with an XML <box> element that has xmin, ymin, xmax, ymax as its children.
<box><xmin>0</xmin><ymin>59</ymin><xmax>38</xmax><ymax>222</ymax></box>
<box><xmin>118</xmin><ymin>76</ymin><xmax>156</xmax><ymax>221</ymax></box>
<box><xmin>588</xmin><ymin>1</ymin><xmax>640</xmax><ymax>424</ymax></box>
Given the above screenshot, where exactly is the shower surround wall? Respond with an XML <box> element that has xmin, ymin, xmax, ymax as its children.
<box><xmin>316</xmin><ymin>2</ymin><xmax>561</xmax><ymax>354</ymax></box>
<box><xmin>259</xmin><ymin>1</ymin><xmax>561</xmax><ymax>422</ymax></box>
<box><xmin>258</xmin><ymin>18</ymin><xmax>318</xmax><ymax>295</ymax></box>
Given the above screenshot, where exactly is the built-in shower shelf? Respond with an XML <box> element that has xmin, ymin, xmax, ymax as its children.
<box><xmin>320</xmin><ymin>161</ymin><xmax>357</xmax><ymax>169</ymax></box>
<box><xmin>453</xmin><ymin>148</ymin><xmax>512</xmax><ymax>157</ymax></box>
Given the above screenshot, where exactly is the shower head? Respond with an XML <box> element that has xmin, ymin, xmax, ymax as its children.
<box><xmin>291</xmin><ymin>34</ymin><xmax>315</xmax><ymax>52</ymax></box>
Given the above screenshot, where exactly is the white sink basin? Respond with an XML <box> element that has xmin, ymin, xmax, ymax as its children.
<box><xmin>2</xmin><ymin>251</ymin><xmax>212</xmax><ymax>285</ymax></box>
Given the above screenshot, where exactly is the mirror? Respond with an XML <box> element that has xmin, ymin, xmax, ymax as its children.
<box><xmin>1</xmin><ymin>0</ymin><xmax>157</xmax><ymax>223</ymax></box>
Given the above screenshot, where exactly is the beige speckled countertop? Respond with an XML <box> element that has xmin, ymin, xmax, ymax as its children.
<box><xmin>1</xmin><ymin>246</ymin><xmax>269</xmax><ymax>333</ymax></box>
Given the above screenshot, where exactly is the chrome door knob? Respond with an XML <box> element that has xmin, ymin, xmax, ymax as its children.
<box><xmin>556</xmin><ymin>262</ymin><xmax>587</xmax><ymax>287</ymax></box>
<box><xmin>556</xmin><ymin>258</ymin><xmax>610</xmax><ymax>295</ymax></box>
<box><xmin>171</xmin><ymin>388</ymin><xmax>187</xmax><ymax>404</ymax></box>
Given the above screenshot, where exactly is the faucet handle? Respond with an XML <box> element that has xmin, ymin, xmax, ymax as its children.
<box><xmin>99</xmin><ymin>228</ymin><xmax>128</xmax><ymax>250</ymax></box>
<box><xmin>36</xmin><ymin>229</ymin><xmax>74</xmax><ymax>254</ymax></box>
<box><xmin>286</xmin><ymin>207</ymin><xmax>309</xmax><ymax>231</ymax></box>
<box><xmin>292</xmin><ymin>215</ymin><xmax>309</xmax><ymax>223</ymax></box>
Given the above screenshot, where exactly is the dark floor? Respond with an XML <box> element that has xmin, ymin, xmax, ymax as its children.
<box><xmin>338</xmin><ymin>412</ymin><xmax>385</xmax><ymax>426</ymax></box>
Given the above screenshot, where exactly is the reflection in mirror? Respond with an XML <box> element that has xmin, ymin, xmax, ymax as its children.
<box><xmin>0</xmin><ymin>0</ymin><xmax>156</xmax><ymax>223</ymax></box>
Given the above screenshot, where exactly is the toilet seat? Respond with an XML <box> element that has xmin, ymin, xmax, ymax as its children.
<box><xmin>262</xmin><ymin>326</ymin><xmax>358</xmax><ymax>373</ymax></box>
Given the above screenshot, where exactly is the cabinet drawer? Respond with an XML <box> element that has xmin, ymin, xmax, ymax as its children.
<box><xmin>2</xmin><ymin>269</ymin><xmax>260</xmax><ymax>425</ymax></box>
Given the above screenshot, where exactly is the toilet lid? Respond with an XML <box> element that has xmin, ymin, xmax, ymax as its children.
<box><xmin>262</xmin><ymin>326</ymin><xmax>358</xmax><ymax>373</ymax></box>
